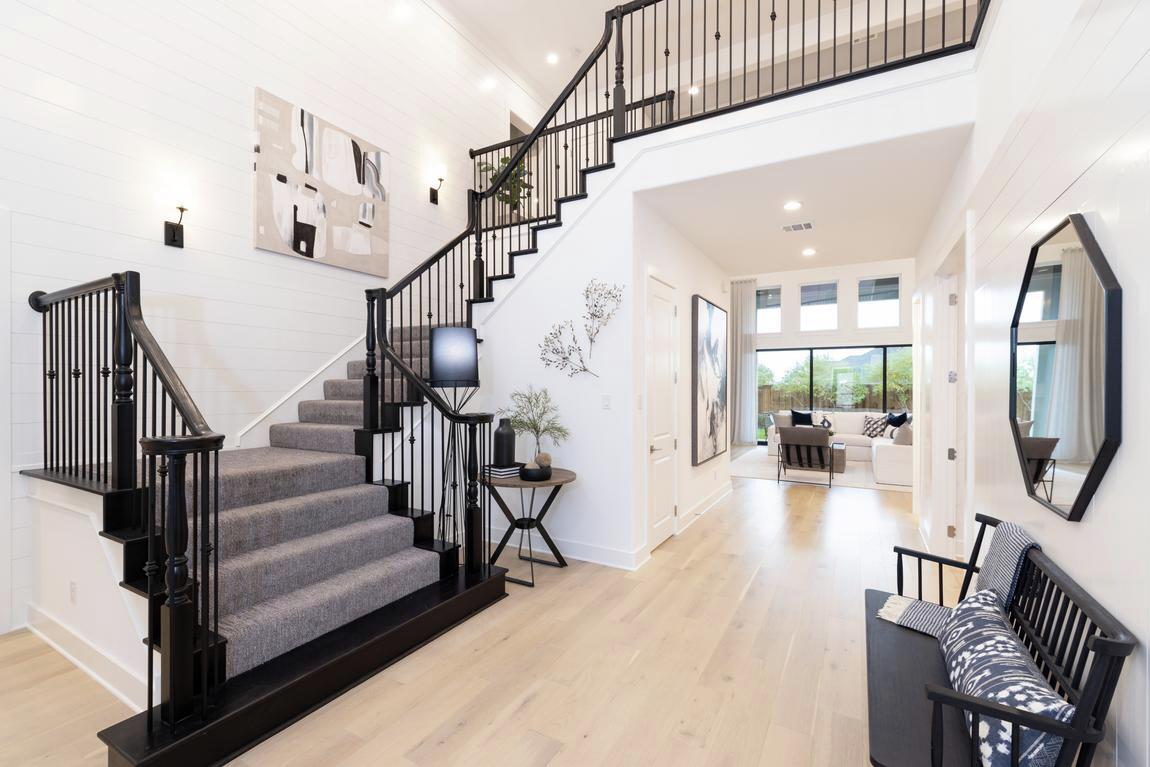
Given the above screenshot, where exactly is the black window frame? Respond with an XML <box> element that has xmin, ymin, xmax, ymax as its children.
<box><xmin>755</xmin><ymin>343</ymin><xmax>913</xmax><ymax>445</ymax></box>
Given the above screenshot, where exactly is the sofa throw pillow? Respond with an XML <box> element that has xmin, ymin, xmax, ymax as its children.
<box><xmin>886</xmin><ymin>411</ymin><xmax>909</xmax><ymax>428</ymax></box>
<box><xmin>939</xmin><ymin>590</ymin><xmax>1076</xmax><ymax>767</ymax></box>
<box><xmin>791</xmin><ymin>409</ymin><xmax>814</xmax><ymax>427</ymax></box>
<box><xmin>892</xmin><ymin>424</ymin><xmax>914</xmax><ymax>446</ymax></box>
<box><xmin>862</xmin><ymin>415</ymin><xmax>888</xmax><ymax>438</ymax></box>
<box><xmin>773</xmin><ymin>413</ymin><xmax>793</xmax><ymax>429</ymax></box>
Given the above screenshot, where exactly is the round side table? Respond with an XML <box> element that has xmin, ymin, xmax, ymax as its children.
<box><xmin>482</xmin><ymin>468</ymin><xmax>576</xmax><ymax>587</ymax></box>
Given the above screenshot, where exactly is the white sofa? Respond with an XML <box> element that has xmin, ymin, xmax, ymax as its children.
<box><xmin>765</xmin><ymin>411</ymin><xmax>907</xmax><ymax>463</ymax></box>
<box><xmin>871</xmin><ymin>436</ymin><xmax>912</xmax><ymax>486</ymax></box>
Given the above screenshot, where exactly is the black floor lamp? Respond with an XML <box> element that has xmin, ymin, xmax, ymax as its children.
<box><xmin>427</xmin><ymin>327</ymin><xmax>480</xmax><ymax>549</ymax></box>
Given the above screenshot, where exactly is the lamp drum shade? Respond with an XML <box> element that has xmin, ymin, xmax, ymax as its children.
<box><xmin>428</xmin><ymin>327</ymin><xmax>480</xmax><ymax>387</ymax></box>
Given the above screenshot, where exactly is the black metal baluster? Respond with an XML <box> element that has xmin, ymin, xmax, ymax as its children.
<box><xmin>801</xmin><ymin>0</ymin><xmax>805</xmax><ymax>86</ymax></box>
<box><xmin>145</xmin><ymin>455</ymin><xmax>157</xmax><ymax>731</ymax></box>
<box><xmin>40</xmin><ymin>309</ymin><xmax>48</xmax><ymax>471</ymax></box>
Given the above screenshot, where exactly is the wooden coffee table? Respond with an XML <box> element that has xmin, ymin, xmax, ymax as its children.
<box><xmin>482</xmin><ymin>468</ymin><xmax>576</xmax><ymax>587</ymax></box>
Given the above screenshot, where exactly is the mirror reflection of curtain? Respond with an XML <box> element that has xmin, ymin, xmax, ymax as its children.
<box><xmin>730</xmin><ymin>279</ymin><xmax>759</xmax><ymax>445</ymax></box>
<box><xmin>1044</xmin><ymin>247</ymin><xmax>1105</xmax><ymax>462</ymax></box>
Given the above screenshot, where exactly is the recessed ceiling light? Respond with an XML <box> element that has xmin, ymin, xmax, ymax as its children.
<box><xmin>688</xmin><ymin>85</ymin><xmax>700</xmax><ymax>96</ymax></box>
<box><xmin>546</xmin><ymin>52</ymin><xmax>560</xmax><ymax>65</ymax></box>
<box><xmin>392</xmin><ymin>2</ymin><xmax>412</xmax><ymax>20</ymax></box>
<box><xmin>479</xmin><ymin>77</ymin><xmax>497</xmax><ymax>92</ymax></box>
<box><xmin>802</xmin><ymin>248</ymin><xmax>817</xmax><ymax>257</ymax></box>
<box><xmin>783</xmin><ymin>200</ymin><xmax>803</xmax><ymax>212</ymax></box>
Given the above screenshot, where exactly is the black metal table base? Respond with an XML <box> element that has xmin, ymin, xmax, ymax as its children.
<box><xmin>488</xmin><ymin>485</ymin><xmax>567</xmax><ymax>587</ymax></box>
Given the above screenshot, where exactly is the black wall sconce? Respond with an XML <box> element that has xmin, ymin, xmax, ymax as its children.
<box><xmin>164</xmin><ymin>206</ymin><xmax>187</xmax><ymax>248</ymax></box>
<box><xmin>429</xmin><ymin>178</ymin><xmax>444</xmax><ymax>205</ymax></box>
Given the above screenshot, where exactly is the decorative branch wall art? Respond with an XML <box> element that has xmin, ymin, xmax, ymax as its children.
<box><xmin>539</xmin><ymin>280</ymin><xmax>624</xmax><ymax>377</ymax></box>
<box><xmin>254</xmin><ymin>89</ymin><xmax>390</xmax><ymax>277</ymax></box>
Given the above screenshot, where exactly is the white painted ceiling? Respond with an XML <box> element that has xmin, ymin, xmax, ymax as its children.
<box><xmin>638</xmin><ymin>126</ymin><xmax>972</xmax><ymax>276</ymax></box>
<box><xmin>433</xmin><ymin>0</ymin><xmax>609</xmax><ymax>102</ymax></box>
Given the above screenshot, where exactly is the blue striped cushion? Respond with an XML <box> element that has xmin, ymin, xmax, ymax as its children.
<box><xmin>939</xmin><ymin>590</ymin><xmax>1075</xmax><ymax>767</ymax></box>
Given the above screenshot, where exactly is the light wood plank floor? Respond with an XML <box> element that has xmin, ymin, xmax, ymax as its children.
<box><xmin>3</xmin><ymin>476</ymin><xmax>958</xmax><ymax>766</ymax></box>
<box><xmin>0</xmin><ymin>629</ymin><xmax>131</xmax><ymax>765</ymax></box>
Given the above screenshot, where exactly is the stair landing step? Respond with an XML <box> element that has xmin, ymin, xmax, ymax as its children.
<box><xmin>98</xmin><ymin>566</ymin><xmax>507</xmax><ymax>767</ymax></box>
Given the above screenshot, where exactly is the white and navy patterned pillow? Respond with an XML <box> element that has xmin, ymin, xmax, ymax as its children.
<box><xmin>939</xmin><ymin>590</ymin><xmax>1076</xmax><ymax>767</ymax></box>
<box><xmin>862</xmin><ymin>415</ymin><xmax>888</xmax><ymax>438</ymax></box>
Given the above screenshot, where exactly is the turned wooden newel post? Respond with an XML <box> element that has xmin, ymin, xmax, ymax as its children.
<box><xmin>159</xmin><ymin>450</ymin><xmax>194</xmax><ymax>726</ymax></box>
<box><xmin>464</xmin><ymin>421</ymin><xmax>483</xmax><ymax>574</ymax></box>
<box><xmin>612</xmin><ymin>8</ymin><xmax>627</xmax><ymax>140</ymax></box>
<box><xmin>110</xmin><ymin>272</ymin><xmax>137</xmax><ymax>491</ymax></box>
<box><xmin>363</xmin><ymin>290</ymin><xmax>380</xmax><ymax>430</ymax></box>
<box><xmin>471</xmin><ymin>192</ymin><xmax>486</xmax><ymax>302</ymax></box>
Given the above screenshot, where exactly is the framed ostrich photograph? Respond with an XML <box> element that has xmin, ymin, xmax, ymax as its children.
<box><xmin>691</xmin><ymin>294</ymin><xmax>728</xmax><ymax>466</ymax></box>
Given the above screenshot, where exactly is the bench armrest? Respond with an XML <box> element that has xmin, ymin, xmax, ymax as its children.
<box><xmin>924</xmin><ymin>683</ymin><xmax>1101</xmax><ymax>767</ymax></box>
<box><xmin>893</xmin><ymin>547</ymin><xmax>979</xmax><ymax>605</ymax></box>
<box><xmin>892</xmin><ymin>546</ymin><xmax>974</xmax><ymax>572</ymax></box>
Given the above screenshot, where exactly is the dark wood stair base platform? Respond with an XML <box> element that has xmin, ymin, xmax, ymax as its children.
<box><xmin>99</xmin><ymin>566</ymin><xmax>506</xmax><ymax>767</ymax></box>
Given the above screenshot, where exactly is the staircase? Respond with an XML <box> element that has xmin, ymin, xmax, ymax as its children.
<box><xmin>20</xmin><ymin>0</ymin><xmax>991</xmax><ymax>764</ymax></box>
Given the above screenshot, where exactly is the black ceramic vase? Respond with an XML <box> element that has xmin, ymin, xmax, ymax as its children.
<box><xmin>493</xmin><ymin>418</ymin><xmax>516</xmax><ymax>467</ymax></box>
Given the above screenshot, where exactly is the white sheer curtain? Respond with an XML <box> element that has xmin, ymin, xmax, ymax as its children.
<box><xmin>1044</xmin><ymin>247</ymin><xmax>1105</xmax><ymax>462</ymax></box>
<box><xmin>730</xmin><ymin>279</ymin><xmax>759</xmax><ymax>446</ymax></box>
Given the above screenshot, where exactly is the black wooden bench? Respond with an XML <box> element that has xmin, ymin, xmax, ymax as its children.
<box><xmin>866</xmin><ymin>514</ymin><xmax>1137</xmax><ymax>767</ymax></box>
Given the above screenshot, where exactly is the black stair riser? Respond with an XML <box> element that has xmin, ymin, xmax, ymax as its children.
<box><xmin>99</xmin><ymin>569</ymin><xmax>507</xmax><ymax>767</ymax></box>
<box><xmin>416</xmin><ymin>541</ymin><xmax>461</xmax><ymax>580</ymax></box>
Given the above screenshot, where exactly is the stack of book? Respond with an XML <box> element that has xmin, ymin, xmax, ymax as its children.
<box><xmin>483</xmin><ymin>463</ymin><xmax>523</xmax><ymax>479</ymax></box>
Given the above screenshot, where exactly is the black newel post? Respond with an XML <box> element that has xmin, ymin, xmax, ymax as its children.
<box><xmin>363</xmin><ymin>290</ymin><xmax>380</xmax><ymax>430</ymax></box>
<box><xmin>159</xmin><ymin>451</ymin><xmax>194</xmax><ymax>726</ymax></box>
<box><xmin>612</xmin><ymin>8</ymin><xmax>627</xmax><ymax>141</ymax></box>
<box><xmin>471</xmin><ymin>191</ymin><xmax>485</xmax><ymax>301</ymax></box>
<box><xmin>110</xmin><ymin>273</ymin><xmax>136</xmax><ymax>491</ymax></box>
<box><xmin>464</xmin><ymin>421</ymin><xmax>482</xmax><ymax>574</ymax></box>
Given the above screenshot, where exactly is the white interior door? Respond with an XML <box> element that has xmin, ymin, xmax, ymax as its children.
<box><xmin>647</xmin><ymin>276</ymin><xmax>678</xmax><ymax>550</ymax></box>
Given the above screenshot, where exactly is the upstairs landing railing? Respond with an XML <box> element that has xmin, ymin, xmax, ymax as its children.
<box><xmin>28</xmin><ymin>272</ymin><xmax>223</xmax><ymax>734</ymax></box>
<box><xmin>361</xmin><ymin>0</ymin><xmax>990</xmax><ymax>567</ymax></box>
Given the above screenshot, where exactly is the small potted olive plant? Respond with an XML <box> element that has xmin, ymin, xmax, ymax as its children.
<box><xmin>477</xmin><ymin>157</ymin><xmax>533</xmax><ymax>222</ymax></box>
<box><xmin>500</xmin><ymin>386</ymin><xmax>569</xmax><ymax>481</ymax></box>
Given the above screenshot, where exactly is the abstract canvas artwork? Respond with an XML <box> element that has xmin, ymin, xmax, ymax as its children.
<box><xmin>254</xmin><ymin>88</ymin><xmax>390</xmax><ymax>277</ymax></box>
<box><xmin>692</xmin><ymin>294</ymin><xmax>729</xmax><ymax>466</ymax></box>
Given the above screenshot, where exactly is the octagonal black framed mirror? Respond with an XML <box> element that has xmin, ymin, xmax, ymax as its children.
<box><xmin>1009</xmin><ymin>213</ymin><xmax>1121</xmax><ymax>522</ymax></box>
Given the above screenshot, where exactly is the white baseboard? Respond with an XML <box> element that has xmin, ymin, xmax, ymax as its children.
<box><xmin>486</xmin><ymin>530</ymin><xmax>647</xmax><ymax>571</ymax></box>
<box><xmin>26</xmin><ymin>604</ymin><xmax>146</xmax><ymax>712</ymax></box>
<box><xmin>677</xmin><ymin>482</ymin><xmax>732</xmax><ymax>535</ymax></box>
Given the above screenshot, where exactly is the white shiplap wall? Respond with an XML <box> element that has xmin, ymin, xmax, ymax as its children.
<box><xmin>1</xmin><ymin>0</ymin><xmax>544</xmax><ymax>629</ymax></box>
<box><xmin>914</xmin><ymin>0</ymin><xmax>1150</xmax><ymax>762</ymax></box>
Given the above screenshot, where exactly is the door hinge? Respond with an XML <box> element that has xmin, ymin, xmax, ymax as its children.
<box><xmin>673</xmin><ymin>371</ymin><xmax>678</xmax><ymax>384</ymax></box>
<box><xmin>947</xmin><ymin>448</ymin><xmax>957</xmax><ymax>461</ymax></box>
<box><xmin>948</xmin><ymin>370</ymin><xmax>958</xmax><ymax>384</ymax></box>
<box><xmin>948</xmin><ymin>293</ymin><xmax>958</xmax><ymax>306</ymax></box>
<box><xmin>674</xmin><ymin>438</ymin><xmax>678</xmax><ymax>449</ymax></box>
<box><xmin>947</xmin><ymin>525</ymin><xmax>957</xmax><ymax>538</ymax></box>
<box><xmin>674</xmin><ymin>305</ymin><xmax>678</xmax><ymax>317</ymax></box>
<box><xmin>674</xmin><ymin>504</ymin><xmax>678</xmax><ymax>516</ymax></box>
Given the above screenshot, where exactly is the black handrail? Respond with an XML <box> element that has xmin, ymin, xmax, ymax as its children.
<box><xmin>27</xmin><ymin>270</ymin><xmax>224</xmax><ymax>734</ymax></box>
<box><xmin>372</xmin><ymin>288</ymin><xmax>490</xmax><ymax>426</ymax></box>
<box><xmin>478</xmin><ymin>11</ymin><xmax>617</xmax><ymax>199</ymax></box>
<box><xmin>469</xmin><ymin>90</ymin><xmax>675</xmax><ymax>158</ymax></box>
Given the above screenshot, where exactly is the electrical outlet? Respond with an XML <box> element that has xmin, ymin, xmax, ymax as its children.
<box><xmin>601</xmin><ymin>394</ymin><xmax>612</xmax><ymax>410</ymax></box>
<box><xmin>69</xmin><ymin>581</ymin><xmax>77</xmax><ymax>605</ymax></box>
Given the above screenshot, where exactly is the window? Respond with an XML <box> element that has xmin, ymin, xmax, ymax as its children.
<box><xmin>755</xmin><ymin>345</ymin><xmax>913</xmax><ymax>442</ymax></box>
<box><xmin>1015</xmin><ymin>342</ymin><xmax>1056</xmax><ymax>427</ymax></box>
<box><xmin>885</xmin><ymin>346</ymin><xmax>913</xmax><ymax>412</ymax></box>
<box><xmin>1019</xmin><ymin>264</ymin><xmax>1062</xmax><ymax>323</ymax></box>
<box><xmin>756</xmin><ymin>287</ymin><xmax>781</xmax><ymax>333</ymax></box>
<box><xmin>813</xmin><ymin>347</ymin><xmax>883</xmax><ymax>411</ymax></box>
<box><xmin>800</xmin><ymin>282</ymin><xmax>838</xmax><ymax>331</ymax></box>
<box><xmin>755</xmin><ymin>349</ymin><xmax>811</xmax><ymax>439</ymax></box>
<box><xmin>858</xmin><ymin>276</ymin><xmax>900</xmax><ymax>328</ymax></box>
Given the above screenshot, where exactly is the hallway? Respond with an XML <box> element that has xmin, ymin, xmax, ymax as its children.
<box><xmin>5</xmin><ymin>478</ymin><xmax>939</xmax><ymax>766</ymax></box>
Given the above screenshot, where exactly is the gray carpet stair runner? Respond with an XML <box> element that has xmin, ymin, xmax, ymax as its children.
<box><xmin>203</xmin><ymin>331</ymin><xmax>444</xmax><ymax>677</ymax></box>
